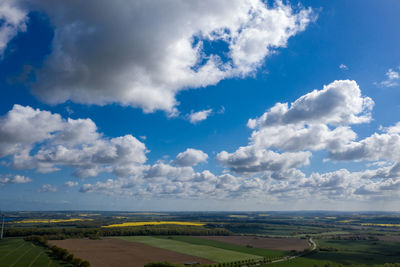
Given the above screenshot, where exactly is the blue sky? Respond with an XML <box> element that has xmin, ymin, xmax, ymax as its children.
<box><xmin>0</xmin><ymin>0</ymin><xmax>400</xmax><ymax>211</ymax></box>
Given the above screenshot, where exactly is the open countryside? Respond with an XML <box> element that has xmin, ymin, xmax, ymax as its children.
<box><xmin>1</xmin><ymin>0</ymin><xmax>400</xmax><ymax>266</ymax></box>
<box><xmin>2</xmin><ymin>211</ymin><xmax>400</xmax><ymax>266</ymax></box>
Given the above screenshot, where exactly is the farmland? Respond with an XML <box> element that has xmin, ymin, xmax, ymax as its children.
<box><xmin>197</xmin><ymin>235</ymin><xmax>308</xmax><ymax>252</ymax></box>
<box><xmin>115</xmin><ymin>236</ymin><xmax>263</xmax><ymax>263</ymax></box>
<box><xmin>0</xmin><ymin>238</ymin><xmax>66</xmax><ymax>267</ymax></box>
<box><xmin>49</xmin><ymin>238</ymin><xmax>214</xmax><ymax>267</ymax></box>
<box><xmin>156</xmin><ymin>236</ymin><xmax>288</xmax><ymax>258</ymax></box>
<box><xmin>2</xmin><ymin>210</ymin><xmax>400</xmax><ymax>266</ymax></box>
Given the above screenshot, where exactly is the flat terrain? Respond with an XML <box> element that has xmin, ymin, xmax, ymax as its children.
<box><xmin>198</xmin><ymin>235</ymin><xmax>309</xmax><ymax>251</ymax></box>
<box><xmin>116</xmin><ymin>236</ymin><xmax>262</xmax><ymax>263</ymax></box>
<box><xmin>157</xmin><ymin>236</ymin><xmax>287</xmax><ymax>258</ymax></box>
<box><xmin>0</xmin><ymin>238</ymin><xmax>64</xmax><ymax>267</ymax></box>
<box><xmin>378</xmin><ymin>235</ymin><xmax>400</xmax><ymax>242</ymax></box>
<box><xmin>49</xmin><ymin>238</ymin><xmax>214</xmax><ymax>267</ymax></box>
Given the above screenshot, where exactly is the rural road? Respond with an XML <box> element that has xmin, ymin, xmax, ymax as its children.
<box><xmin>309</xmin><ymin>237</ymin><xmax>317</xmax><ymax>251</ymax></box>
<box><xmin>265</xmin><ymin>237</ymin><xmax>317</xmax><ymax>265</ymax></box>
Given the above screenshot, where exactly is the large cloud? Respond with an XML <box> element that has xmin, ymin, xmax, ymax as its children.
<box><xmin>250</xmin><ymin>123</ymin><xmax>356</xmax><ymax>152</ymax></box>
<box><xmin>248</xmin><ymin>80</ymin><xmax>373</xmax><ymax>128</ymax></box>
<box><xmin>217</xmin><ymin>146</ymin><xmax>311</xmax><ymax>175</ymax></box>
<box><xmin>145</xmin><ymin>162</ymin><xmax>194</xmax><ymax>181</ymax></box>
<box><xmin>217</xmin><ymin>80</ymin><xmax>372</xmax><ymax>175</ymax></box>
<box><xmin>15</xmin><ymin>0</ymin><xmax>315</xmax><ymax>114</ymax></box>
<box><xmin>328</xmin><ymin>130</ymin><xmax>400</xmax><ymax>162</ymax></box>
<box><xmin>0</xmin><ymin>105</ymin><xmax>148</xmax><ymax>178</ymax></box>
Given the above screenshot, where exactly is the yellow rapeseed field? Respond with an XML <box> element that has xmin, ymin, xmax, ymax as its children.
<box><xmin>102</xmin><ymin>221</ymin><xmax>205</xmax><ymax>228</ymax></box>
<box><xmin>15</xmin><ymin>218</ymin><xmax>93</xmax><ymax>223</ymax></box>
<box><xmin>361</xmin><ymin>223</ymin><xmax>400</xmax><ymax>227</ymax></box>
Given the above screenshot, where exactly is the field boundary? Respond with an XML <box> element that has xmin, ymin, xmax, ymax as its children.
<box><xmin>9</xmin><ymin>243</ymin><xmax>35</xmax><ymax>267</ymax></box>
<box><xmin>28</xmin><ymin>250</ymin><xmax>44</xmax><ymax>267</ymax></box>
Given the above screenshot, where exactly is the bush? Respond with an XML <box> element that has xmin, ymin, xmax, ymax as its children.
<box><xmin>144</xmin><ymin>262</ymin><xmax>177</xmax><ymax>267</ymax></box>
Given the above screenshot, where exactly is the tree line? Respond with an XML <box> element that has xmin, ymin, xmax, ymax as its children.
<box><xmin>6</xmin><ymin>225</ymin><xmax>231</xmax><ymax>238</ymax></box>
<box><xmin>24</xmin><ymin>235</ymin><xmax>90</xmax><ymax>267</ymax></box>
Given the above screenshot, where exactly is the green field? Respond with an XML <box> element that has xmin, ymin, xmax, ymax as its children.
<box><xmin>115</xmin><ymin>236</ymin><xmax>263</xmax><ymax>263</ymax></box>
<box><xmin>264</xmin><ymin>239</ymin><xmax>400</xmax><ymax>267</ymax></box>
<box><xmin>0</xmin><ymin>238</ymin><xmax>65</xmax><ymax>267</ymax></box>
<box><xmin>156</xmin><ymin>236</ymin><xmax>287</xmax><ymax>258</ymax></box>
<box><xmin>308</xmin><ymin>239</ymin><xmax>400</xmax><ymax>266</ymax></box>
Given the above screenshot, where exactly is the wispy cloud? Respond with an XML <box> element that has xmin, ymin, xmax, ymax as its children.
<box><xmin>377</xmin><ymin>67</ymin><xmax>400</xmax><ymax>87</ymax></box>
<box><xmin>339</xmin><ymin>64</ymin><xmax>348</xmax><ymax>70</ymax></box>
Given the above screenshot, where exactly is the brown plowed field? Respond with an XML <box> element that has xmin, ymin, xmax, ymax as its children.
<box><xmin>197</xmin><ymin>235</ymin><xmax>309</xmax><ymax>251</ymax></box>
<box><xmin>49</xmin><ymin>238</ymin><xmax>215</xmax><ymax>267</ymax></box>
<box><xmin>378</xmin><ymin>235</ymin><xmax>400</xmax><ymax>242</ymax></box>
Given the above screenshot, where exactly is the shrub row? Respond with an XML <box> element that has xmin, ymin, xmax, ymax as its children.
<box><xmin>24</xmin><ymin>235</ymin><xmax>90</xmax><ymax>267</ymax></box>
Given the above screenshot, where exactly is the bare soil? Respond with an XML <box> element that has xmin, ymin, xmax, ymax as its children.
<box><xmin>378</xmin><ymin>235</ymin><xmax>400</xmax><ymax>242</ymax></box>
<box><xmin>49</xmin><ymin>238</ymin><xmax>215</xmax><ymax>267</ymax></box>
<box><xmin>197</xmin><ymin>235</ymin><xmax>309</xmax><ymax>251</ymax></box>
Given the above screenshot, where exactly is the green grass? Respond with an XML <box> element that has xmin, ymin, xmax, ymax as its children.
<box><xmin>115</xmin><ymin>236</ymin><xmax>263</xmax><ymax>263</ymax></box>
<box><xmin>0</xmin><ymin>238</ymin><xmax>65</xmax><ymax>267</ymax></box>
<box><xmin>156</xmin><ymin>236</ymin><xmax>287</xmax><ymax>258</ymax></box>
<box><xmin>260</xmin><ymin>238</ymin><xmax>400</xmax><ymax>266</ymax></box>
<box><xmin>260</xmin><ymin>257</ymin><xmax>337</xmax><ymax>267</ymax></box>
<box><xmin>318</xmin><ymin>239</ymin><xmax>400</xmax><ymax>254</ymax></box>
<box><xmin>308</xmin><ymin>239</ymin><xmax>400</xmax><ymax>266</ymax></box>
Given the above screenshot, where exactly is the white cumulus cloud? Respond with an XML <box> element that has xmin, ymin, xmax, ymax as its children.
<box><xmin>174</xmin><ymin>148</ymin><xmax>208</xmax><ymax>167</ymax></box>
<box><xmin>15</xmin><ymin>0</ymin><xmax>315</xmax><ymax>114</ymax></box>
<box><xmin>0</xmin><ymin>105</ymin><xmax>148</xmax><ymax>178</ymax></box>
<box><xmin>248</xmin><ymin>80</ymin><xmax>373</xmax><ymax>128</ymax></box>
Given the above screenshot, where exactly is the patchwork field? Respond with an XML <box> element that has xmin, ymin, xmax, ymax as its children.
<box><xmin>49</xmin><ymin>238</ymin><xmax>214</xmax><ymax>267</ymax></box>
<box><xmin>198</xmin><ymin>235</ymin><xmax>309</xmax><ymax>251</ymax></box>
<box><xmin>116</xmin><ymin>236</ymin><xmax>263</xmax><ymax>263</ymax></box>
<box><xmin>0</xmin><ymin>238</ymin><xmax>64</xmax><ymax>267</ymax></box>
<box><xmin>156</xmin><ymin>236</ymin><xmax>287</xmax><ymax>258</ymax></box>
